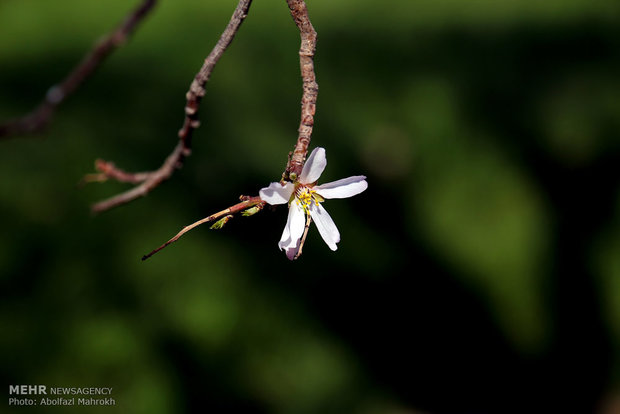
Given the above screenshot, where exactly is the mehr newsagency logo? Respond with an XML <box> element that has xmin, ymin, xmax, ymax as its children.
<box><xmin>9</xmin><ymin>385</ymin><xmax>115</xmax><ymax>407</ymax></box>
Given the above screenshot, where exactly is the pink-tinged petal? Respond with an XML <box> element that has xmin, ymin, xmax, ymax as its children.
<box><xmin>278</xmin><ymin>202</ymin><xmax>305</xmax><ymax>260</ymax></box>
<box><xmin>259</xmin><ymin>182</ymin><xmax>294</xmax><ymax>205</ymax></box>
<box><xmin>299</xmin><ymin>147</ymin><xmax>326</xmax><ymax>184</ymax></box>
<box><xmin>284</xmin><ymin>240</ymin><xmax>300</xmax><ymax>260</ymax></box>
<box><xmin>309</xmin><ymin>203</ymin><xmax>340</xmax><ymax>251</ymax></box>
<box><xmin>278</xmin><ymin>234</ymin><xmax>300</xmax><ymax>261</ymax></box>
<box><xmin>315</xmin><ymin>176</ymin><xmax>368</xmax><ymax>199</ymax></box>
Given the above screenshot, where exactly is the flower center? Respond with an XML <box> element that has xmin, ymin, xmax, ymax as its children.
<box><xmin>294</xmin><ymin>185</ymin><xmax>323</xmax><ymax>213</ymax></box>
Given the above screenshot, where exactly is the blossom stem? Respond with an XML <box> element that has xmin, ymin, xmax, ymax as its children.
<box><xmin>294</xmin><ymin>214</ymin><xmax>313</xmax><ymax>260</ymax></box>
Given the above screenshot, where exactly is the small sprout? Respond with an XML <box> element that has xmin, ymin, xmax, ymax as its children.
<box><xmin>241</xmin><ymin>205</ymin><xmax>263</xmax><ymax>217</ymax></box>
<box><xmin>210</xmin><ymin>215</ymin><xmax>233</xmax><ymax>230</ymax></box>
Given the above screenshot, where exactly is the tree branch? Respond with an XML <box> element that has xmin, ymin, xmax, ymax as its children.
<box><xmin>141</xmin><ymin>196</ymin><xmax>265</xmax><ymax>261</ymax></box>
<box><xmin>282</xmin><ymin>0</ymin><xmax>318</xmax><ymax>181</ymax></box>
<box><xmin>87</xmin><ymin>0</ymin><xmax>254</xmax><ymax>214</ymax></box>
<box><xmin>90</xmin><ymin>141</ymin><xmax>187</xmax><ymax>213</ymax></box>
<box><xmin>0</xmin><ymin>0</ymin><xmax>158</xmax><ymax>139</ymax></box>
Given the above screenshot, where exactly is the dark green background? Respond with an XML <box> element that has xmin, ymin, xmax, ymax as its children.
<box><xmin>1</xmin><ymin>0</ymin><xmax>619</xmax><ymax>412</ymax></box>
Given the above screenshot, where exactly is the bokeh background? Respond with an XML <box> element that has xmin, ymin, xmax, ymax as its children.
<box><xmin>1</xmin><ymin>0</ymin><xmax>620</xmax><ymax>412</ymax></box>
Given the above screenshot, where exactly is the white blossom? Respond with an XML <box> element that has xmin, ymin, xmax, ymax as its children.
<box><xmin>259</xmin><ymin>147</ymin><xmax>368</xmax><ymax>260</ymax></box>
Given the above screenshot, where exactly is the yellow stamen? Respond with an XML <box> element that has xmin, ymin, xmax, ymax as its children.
<box><xmin>295</xmin><ymin>186</ymin><xmax>322</xmax><ymax>213</ymax></box>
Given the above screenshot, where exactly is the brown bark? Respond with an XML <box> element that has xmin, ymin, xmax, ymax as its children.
<box><xmin>283</xmin><ymin>0</ymin><xmax>318</xmax><ymax>181</ymax></box>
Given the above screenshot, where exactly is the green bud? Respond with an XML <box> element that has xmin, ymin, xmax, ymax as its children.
<box><xmin>289</xmin><ymin>172</ymin><xmax>298</xmax><ymax>181</ymax></box>
<box><xmin>210</xmin><ymin>215</ymin><xmax>233</xmax><ymax>230</ymax></box>
<box><xmin>241</xmin><ymin>206</ymin><xmax>262</xmax><ymax>217</ymax></box>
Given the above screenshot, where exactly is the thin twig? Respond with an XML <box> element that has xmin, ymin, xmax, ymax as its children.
<box><xmin>0</xmin><ymin>0</ymin><xmax>158</xmax><ymax>138</ymax></box>
<box><xmin>88</xmin><ymin>0</ymin><xmax>254</xmax><ymax>214</ymax></box>
<box><xmin>81</xmin><ymin>159</ymin><xmax>152</xmax><ymax>185</ymax></box>
<box><xmin>142</xmin><ymin>196</ymin><xmax>264</xmax><ymax>261</ymax></box>
<box><xmin>282</xmin><ymin>0</ymin><xmax>318</xmax><ymax>182</ymax></box>
<box><xmin>179</xmin><ymin>0</ymin><xmax>253</xmax><ymax>150</ymax></box>
<box><xmin>91</xmin><ymin>141</ymin><xmax>186</xmax><ymax>213</ymax></box>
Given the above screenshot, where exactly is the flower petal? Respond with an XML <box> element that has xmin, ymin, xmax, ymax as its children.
<box><xmin>299</xmin><ymin>147</ymin><xmax>326</xmax><ymax>184</ymax></box>
<box><xmin>288</xmin><ymin>202</ymin><xmax>306</xmax><ymax>244</ymax></box>
<box><xmin>259</xmin><ymin>182</ymin><xmax>294</xmax><ymax>205</ymax></box>
<box><xmin>285</xmin><ymin>242</ymin><xmax>300</xmax><ymax>260</ymax></box>
<box><xmin>315</xmin><ymin>175</ymin><xmax>368</xmax><ymax>199</ymax></box>
<box><xmin>309</xmin><ymin>203</ymin><xmax>340</xmax><ymax>251</ymax></box>
<box><xmin>278</xmin><ymin>210</ymin><xmax>292</xmax><ymax>247</ymax></box>
<box><xmin>278</xmin><ymin>202</ymin><xmax>305</xmax><ymax>260</ymax></box>
<box><xmin>278</xmin><ymin>233</ymin><xmax>300</xmax><ymax>261</ymax></box>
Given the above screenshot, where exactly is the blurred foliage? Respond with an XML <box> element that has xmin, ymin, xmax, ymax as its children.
<box><xmin>1</xmin><ymin>0</ymin><xmax>620</xmax><ymax>413</ymax></box>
